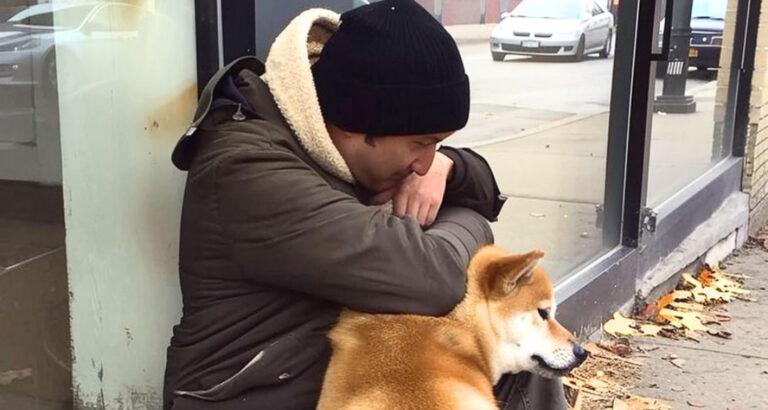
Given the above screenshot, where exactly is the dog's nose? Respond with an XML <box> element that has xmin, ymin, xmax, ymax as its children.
<box><xmin>572</xmin><ymin>344</ymin><xmax>588</xmax><ymax>362</ymax></box>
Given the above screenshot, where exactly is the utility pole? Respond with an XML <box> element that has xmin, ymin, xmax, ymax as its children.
<box><xmin>654</xmin><ymin>0</ymin><xmax>696</xmax><ymax>113</ymax></box>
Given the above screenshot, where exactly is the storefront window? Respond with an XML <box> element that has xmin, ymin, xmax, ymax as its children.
<box><xmin>1</xmin><ymin>1</ymin><xmax>196</xmax><ymax>407</ymax></box>
<box><xmin>648</xmin><ymin>0</ymin><xmax>739</xmax><ymax>206</ymax></box>
<box><xmin>437</xmin><ymin>0</ymin><xmax>622</xmax><ymax>281</ymax></box>
<box><xmin>0</xmin><ymin>1</ymin><xmax>69</xmax><ymax>408</ymax></box>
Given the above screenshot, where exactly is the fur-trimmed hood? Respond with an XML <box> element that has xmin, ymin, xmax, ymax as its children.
<box><xmin>262</xmin><ymin>9</ymin><xmax>354</xmax><ymax>184</ymax></box>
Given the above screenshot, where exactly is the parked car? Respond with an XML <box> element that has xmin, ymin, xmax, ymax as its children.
<box><xmin>688</xmin><ymin>0</ymin><xmax>726</xmax><ymax>70</ymax></box>
<box><xmin>656</xmin><ymin>0</ymin><xmax>726</xmax><ymax>77</ymax></box>
<box><xmin>0</xmin><ymin>2</ymin><xmax>141</xmax><ymax>183</ymax></box>
<box><xmin>489</xmin><ymin>0</ymin><xmax>614</xmax><ymax>62</ymax></box>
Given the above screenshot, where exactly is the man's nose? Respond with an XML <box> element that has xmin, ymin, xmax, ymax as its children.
<box><xmin>411</xmin><ymin>150</ymin><xmax>435</xmax><ymax>176</ymax></box>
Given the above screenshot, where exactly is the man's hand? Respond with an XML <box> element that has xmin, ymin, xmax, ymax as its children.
<box><xmin>370</xmin><ymin>152</ymin><xmax>454</xmax><ymax>227</ymax></box>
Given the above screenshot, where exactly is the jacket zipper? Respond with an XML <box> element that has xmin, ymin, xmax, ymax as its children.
<box><xmin>232</xmin><ymin>103</ymin><xmax>246</xmax><ymax>121</ymax></box>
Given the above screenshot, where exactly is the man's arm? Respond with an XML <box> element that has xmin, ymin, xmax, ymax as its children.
<box><xmin>439</xmin><ymin>146</ymin><xmax>507</xmax><ymax>222</ymax></box>
<box><xmin>214</xmin><ymin>147</ymin><xmax>493</xmax><ymax>316</ymax></box>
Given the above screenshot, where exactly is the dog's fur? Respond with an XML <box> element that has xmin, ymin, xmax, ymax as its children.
<box><xmin>317</xmin><ymin>245</ymin><xmax>587</xmax><ymax>410</ymax></box>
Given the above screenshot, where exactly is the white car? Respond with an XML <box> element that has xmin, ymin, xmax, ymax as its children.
<box><xmin>490</xmin><ymin>0</ymin><xmax>614</xmax><ymax>61</ymax></box>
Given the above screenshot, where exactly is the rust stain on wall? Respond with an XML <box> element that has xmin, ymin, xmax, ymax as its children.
<box><xmin>146</xmin><ymin>82</ymin><xmax>197</xmax><ymax>139</ymax></box>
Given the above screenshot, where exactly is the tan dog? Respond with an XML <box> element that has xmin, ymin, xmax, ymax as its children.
<box><xmin>317</xmin><ymin>245</ymin><xmax>588</xmax><ymax>410</ymax></box>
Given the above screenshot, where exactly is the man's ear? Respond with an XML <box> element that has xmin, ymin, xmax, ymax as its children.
<box><xmin>485</xmin><ymin>250</ymin><xmax>544</xmax><ymax>298</ymax></box>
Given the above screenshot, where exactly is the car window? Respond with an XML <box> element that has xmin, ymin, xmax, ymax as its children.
<box><xmin>8</xmin><ymin>5</ymin><xmax>94</xmax><ymax>29</ymax></box>
<box><xmin>591</xmin><ymin>2</ymin><xmax>604</xmax><ymax>16</ymax></box>
<box><xmin>592</xmin><ymin>2</ymin><xmax>605</xmax><ymax>15</ymax></box>
<box><xmin>691</xmin><ymin>0</ymin><xmax>726</xmax><ymax>19</ymax></box>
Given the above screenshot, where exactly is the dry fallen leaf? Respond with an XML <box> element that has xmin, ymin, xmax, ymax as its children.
<box><xmin>614</xmin><ymin>395</ymin><xmax>672</xmax><ymax>410</ymax></box>
<box><xmin>570</xmin><ymin>388</ymin><xmax>584</xmax><ymax>410</ymax></box>
<box><xmin>703</xmin><ymin>286</ymin><xmax>733</xmax><ymax>302</ymax></box>
<box><xmin>707</xmin><ymin>329</ymin><xmax>732</xmax><ymax>339</ymax></box>
<box><xmin>613</xmin><ymin>398</ymin><xmax>630</xmax><ymax>410</ymax></box>
<box><xmin>656</xmin><ymin>293</ymin><xmax>675</xmax><ymax>313</ymax></box>
<box><xmin>639</xmin><ymin>303</ymin><xmax>657</xmax><ymax>320</ymax></box>
<box><xmin>598</xmin><ymin>338</ymin><xmax>633</xmax><ymax>357</ymax></box>
<box><xmin>698</xmin><ymin>268</ymin><xmax>715</xmax><ymax>286</ymax></box>
<box><xmin>640</xmin><ymin>324</ymin><xmax>663</xmax><ymax>336</ymax></box>
<box><xmin>670</xmin><ymin>301</ymin><xmax>704</xmax><ymax>312</ymax></box>
<box><xmin>673</xmin><ymin>290</ymin><xmax>694</xmax><ymax>301</ymax></box>
<box><xmin>586</xmin><ymin>378</ymin><xmax>611</xmax><ymax>392</ymax></box>
<box><xmin>687</xmin><ymin>399</ymin><xmax>706</xmax><ymax>407</ymax></box>
<box><xmin>658</xmin><ymin>309</ymin><xmax>708</xmax><ymax>332</ymax></box>
<box><xmin>637</xmin><ymin>345</ymin><xmax>660</xmax><ymax>353</ymax></box>
<box><xmin>700</xmin><ymin>314</ymin><xmax>722</xmax><ymax>325</ymax></box>
<box><xmin>682</xmin><ymin>273</ymin><xmax>701</xmax><ymax>289</ymax></box>
<box><xmin>669</xmin><ymin>358</ymin><xmax>686</xmax><ymax>369</ymax></box>
<box><xmin>684</xmin><ymin>330</ymin><xmax>701</xmax><ymax>342</ymax></box>
<box><xmin>603</xmin><ymin>312</ymin><xmax>640</xmax><ymax>337</ymax></box>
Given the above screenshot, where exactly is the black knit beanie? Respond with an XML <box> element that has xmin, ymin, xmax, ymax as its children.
<box><xmin>311</xmin><ymin>0</ymin><xmax>470</xmax><ymax>136</ymax></box>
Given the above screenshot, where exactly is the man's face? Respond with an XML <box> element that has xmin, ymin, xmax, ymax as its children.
<box><xmin>330</xmin><ymin>126</ymin><xmax>453</xmax><ymax>193</ymax></box>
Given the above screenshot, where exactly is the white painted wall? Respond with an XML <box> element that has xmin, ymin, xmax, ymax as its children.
<box><xmin>55</xmin><ymin>1</ymin><xmax>196</xmax><ymax>408</ymax></box>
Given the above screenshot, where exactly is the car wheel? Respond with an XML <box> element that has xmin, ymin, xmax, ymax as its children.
<box><xmin>572</xmin><ymin>36</ymin><xmax>585</xmax><ymax>62</ymax></box>
<box><xmin>492</xmin><ymin>52</ymin><xmax>505</xmax><ymax>62</ymax></box>
<box><xmin>599</xmin><ymin>31</ymin><xmax>612</xmax><ymax>58</ymax></box>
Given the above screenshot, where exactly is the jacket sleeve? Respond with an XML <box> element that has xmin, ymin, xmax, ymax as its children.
<box><xmin>439</xmin><ymin>146</ymin><xmax>507</xmax><ymax>222</ymax></box>
<box><xmin>214</xmin><ymin>147</ymin><xmax>494</xmax><ymax>316</ymax></box>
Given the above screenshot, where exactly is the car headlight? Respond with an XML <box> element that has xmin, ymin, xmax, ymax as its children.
<box><xmin>0</xmin><ymin>37</ymin><xmax>41</xmax><ymax>52</ymax></box>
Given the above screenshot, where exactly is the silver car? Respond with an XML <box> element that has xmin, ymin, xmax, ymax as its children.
<box><xmin>490</xmin><ymin>0</ymin><xmax>614</xmax><ymax>61</ymax></box>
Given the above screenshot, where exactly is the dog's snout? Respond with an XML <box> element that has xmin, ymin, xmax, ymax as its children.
<box><xmin>572</xmin><ymin>344</ymin><xmax>588</xmax><ymax>362</ymax></box>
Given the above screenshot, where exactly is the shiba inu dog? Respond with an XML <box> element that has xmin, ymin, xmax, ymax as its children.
<box><xmin>317</xmin><ymin>245</ymin><xmax>588</xmax><ymax>410</ymax></box>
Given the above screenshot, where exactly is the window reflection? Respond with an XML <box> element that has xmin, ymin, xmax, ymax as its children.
<box><xmin>649</xmin><ymin>0</ymin><xmax>736</xmax><ymax>206</ymax></box>
<box><xmin>422</xmin><ymin>0</ymin><xmax>621</xmax><ymax>281</ymax></box>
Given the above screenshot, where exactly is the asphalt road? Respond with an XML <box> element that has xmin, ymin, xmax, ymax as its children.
<box><xmin>451</xmin><ymin>41</ymin><xmax>712</xmax><ymax>147</ymax></box>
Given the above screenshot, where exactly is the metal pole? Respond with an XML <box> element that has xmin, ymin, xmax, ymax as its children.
<box><xmin>654</xmin><ymin>0</ymin><xmax>697</xmax><ymax>113</ymax></box>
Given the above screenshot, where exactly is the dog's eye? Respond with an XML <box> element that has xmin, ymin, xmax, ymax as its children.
<box><xmin>537</xmin><ymin>308</ymin><xmax>549</xmax><ymax>320</ymax></box>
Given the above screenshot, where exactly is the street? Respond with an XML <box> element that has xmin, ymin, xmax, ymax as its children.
<box><xmin>453</xmin><ymin>41</ymin><xmax>712</xmax><ymax>148</ymax></box>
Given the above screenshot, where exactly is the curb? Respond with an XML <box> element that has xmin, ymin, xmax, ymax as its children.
<box><xmin>462</xmin><ymin>110</ymin><xmax>608</xmax><ymax>149</ymax></box>
<box><xmin>453</xmin><ymin>38</ymin><xmax>490</xmax><ymax>46</ymax></box>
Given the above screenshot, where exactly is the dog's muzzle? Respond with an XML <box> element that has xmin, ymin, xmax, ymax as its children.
<box><xmin>531</xmin><ymin>342</ymin><xmax>589</xmax><ymax>377</ymax></box>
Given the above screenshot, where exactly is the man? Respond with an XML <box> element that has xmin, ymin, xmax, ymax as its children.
<box><xmin>164</xmin><ymin>0</ymin><xmax>566</xmax><ymax>409</ymax></box>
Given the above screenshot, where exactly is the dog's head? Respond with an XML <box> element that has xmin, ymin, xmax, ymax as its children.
<box><xmin>461</xmin><ymin>245</ymin><xmax>588</xmax><ymax>380</ymax></box>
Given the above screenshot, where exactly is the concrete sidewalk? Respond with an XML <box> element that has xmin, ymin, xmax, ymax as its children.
<box><xmin>630</xmin><ymin>241</ymin><xmax>768</xmax><ymax>409</ymax></box>
<box><xmin>468</xmin><ymin>80</ymin><xmax>720</xmax><ymax>280</ymax></box>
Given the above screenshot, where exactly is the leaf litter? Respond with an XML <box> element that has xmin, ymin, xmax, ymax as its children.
<box><xmin>564</xmin><ymin>263</ymin><xmax>751</xmax><ymax>409</ymax></box>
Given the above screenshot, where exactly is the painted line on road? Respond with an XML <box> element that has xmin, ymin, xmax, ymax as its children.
<box><xmin>460</xmin><ymin>110</ymin><xmax>609</xmax><ymax>149</ymax></box>
<box><xmin>460</xmin><ymin>79</ymin><xmax>715</xmax><ymax>151</ymax></box>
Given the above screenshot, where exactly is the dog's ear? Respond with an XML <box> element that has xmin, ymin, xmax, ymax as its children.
<box><xmin>486</xmin><ymin>249</ymin><xmax>544</xmax><ymax>298</ymax></box>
